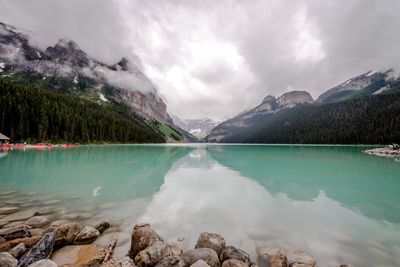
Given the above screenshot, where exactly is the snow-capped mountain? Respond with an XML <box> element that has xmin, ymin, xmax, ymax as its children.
<box><xmin>316</xmin><ymin>70</ymin><xmax>393</xmax><ymax>103</ymax></box>
<box><xmin>171</xmin><ymin>115</ymin><xmax>219</xmax><ymax>139</ymax></box>
<box><xmin>0</xmin><ymin>21</ymin><xmax>173</xmax><ymax>125</ymax></box>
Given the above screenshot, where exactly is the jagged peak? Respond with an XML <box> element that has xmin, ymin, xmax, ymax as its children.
<box><xmin>54</xmin><ymin>38</ymin><xmax>83</xmax><ymax>52</ymax></box>
<box><xmin>117</xmin><ymin>57</ymin><xmax>129</xmax><ymax>71</ymax></box>
<box><xmin>262</xmin><ymin>95</ymin><xmax>276</xmax><ymax>103</ymax></box>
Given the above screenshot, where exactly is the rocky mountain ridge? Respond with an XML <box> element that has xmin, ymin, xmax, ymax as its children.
<box><xmin>0</xmin><ymin>21</ymin><xmax>173</xmax><ymax>125</ymax></box>
<box><xmin>205</xmin><ymin>69</ymin><xmax>400</xmax><ymax>143</ymax></box>
<box><xmin>205</xmin><ymin>91</ymin><xmax>313</xmax><ymax>142</ymax></box>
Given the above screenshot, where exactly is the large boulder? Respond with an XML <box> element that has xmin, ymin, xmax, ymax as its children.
<box><xmin>287</xmin><ymin>250</ymin><xmax>317</xmax><ymax>267</ymax></box>
<box><xmin>25</xmin><ymin>217</ymin><xmax>49</xmax><ymax>228</ymax></box>
<box><xmin>129</xmin><ymin>223</ymin><xmax>163</xmax><ymax>259</ymax></box>
<box><xmin>155</xmin><ymin>255</ymin><xmax>185</xmax><ymax>267</ymax></box>
<box><xmin>220</xmin><ymin>246</ymin><xmax>250</xmax><ymax>265</ymax></box>
<box><xmin>221</xmin><ymin>259</ymin><xmax>248</xmax><ymax>267</ymax></box>
<box><xmin>0</xmin><ymin>252</ymin><xmax>17</xmax><ymax>267</ymax></box>
<box><xmin>74</xmin><ymin>226</ymin><xmax>100</xmax><ymax>245</ymax></box>
<box><xmin>54</xmin><ymin>222</ymin><xmax>81</xmax><ymax>246</ymax></box>
<box><xmin>93</xmin><ymin>219</ymin><xmax>111</xmax><ymax>234</ymax></box>
<box><xmin>18</xmin><ymin>232</ymin><xmax>55</xmax><ymax>267</ymax></box>
<box><xmin>135</xmin><ymin>241</ymin><xmax>182</xmax><ymax>267</ymax></box>
<box><xmin>195</xmin><ymin>233</ymin><xmax>226</xmax><ymax>255</ymax></box>
<box><xmin>27</xmin><ymin>259</ymin><xmax>57</xmax><ymax>267</ymax></box>
<box><xmin>181</xmin><ymin>248</ymin><xmax>220</xmax><ymax>267</ymax></box>
<box><xmin>259</xmin><ymin>248</ymin><xmax>288</xmax><ymax>267</ymax></box>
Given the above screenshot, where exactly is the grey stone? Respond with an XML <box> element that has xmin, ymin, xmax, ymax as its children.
<box><xmin>74</xmin><ymin>226</ymin><xmax>100</xmax><ymax>245</ymax></box>
<box><xmin>287</xmin><ymin>250</ymin><xmax>317</xmax><ymax>267</ymax></box>
<box><xmin>155</xmin><ymin>255</ymin><xmax>185</xmax><ymax>267</ymax></box>
<box><xmin>221</xmin><ymin>259</ymin><xmax>248</xmax><ymax>267</ymax></box>
<box><xmin>195</xmin><ymin>232</ymin><xmax>226</xmax><ymax>255</ymax></box>
<box><xmin>182</xmin><ymin>248</ymin><xmax>220</xmax><ymax>267</ymax></box>
<box><xmin>259</xmin><ymin>248</ymin><xmax>288</xmax><ymax>267</ymax></box>
<box><xmin>135</xmin><ymin>241</ymin><xmax>182</xmax><ymax>267</ymax></box>
<box><xmin>191</xmin><ymin>259</ymin><xmax>211</xmax><ymax>267</ymax></box>
<box><xmin>129</xmin><ymin>223</ymin><xmax>163</xmax><ymax>259</ymax></box>
<box><xmin>9</xmin><ymin>242</ymin><xmax>26</xmax><ymax>258</ymax></box>
<box><xmin>18</xmin><ymin>232</ymin><xmax>55</xmax><ymax>267</ymax></box>
<box><xmin>54</xmin><ymin>222</ymin><xmax>81</xmax><ymax>246</ymax></box>
<box><xmin>93</xmin><ymin>219</ymin><xmax>111</xmax><ymax>233</ymax></box>
<box><xmin>0</xmin><ymin>225</ymin><xmax>31</xmax><ymax>240</ymax></box>
<box><xmin>0</xmin><ymin>252</ymin><xmax>17</xmax><ymax>267</ymax></box>
<box><xmin>25</xmin><ymin>217</ymin><xmax>49</xmax><ymax>228</ymax></box>
<box><xmin>220</xmin><ymin>246</ymin><xmax>250</xmax><ymax>265</ymax></box>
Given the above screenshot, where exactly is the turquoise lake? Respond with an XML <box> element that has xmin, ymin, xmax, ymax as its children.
<box><xmin>0</xmin><ymin>144</ymin><xmax>400</xmax><ymax>266</ymax></box>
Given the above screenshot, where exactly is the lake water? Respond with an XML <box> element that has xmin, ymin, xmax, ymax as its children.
<box><xmin>0</xmin><ymin>144</ymin><xmax>400</xmax><ymax>266</ymax></box>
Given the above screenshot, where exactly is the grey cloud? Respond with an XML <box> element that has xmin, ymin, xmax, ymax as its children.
<box><xmin>1</xmin><ymin>0</ymin><xmax>399</xmax><ymax>120</ymax></box>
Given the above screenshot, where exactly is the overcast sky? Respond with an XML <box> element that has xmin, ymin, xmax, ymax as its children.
<box><xmin>1</xmin><ymin>0</ymin><xmax>400</xmax><ymax>120</ymax></box>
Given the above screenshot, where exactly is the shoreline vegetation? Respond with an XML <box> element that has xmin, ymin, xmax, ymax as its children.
<box><xmin>0</xmin><ymin>190</ymin><xmax>352</xmax><ymax>267</ymax></box>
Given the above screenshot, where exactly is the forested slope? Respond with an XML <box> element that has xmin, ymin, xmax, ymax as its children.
<box><xmin>0</xmin><ymin>78</ymin><xmax>165</xmax><ymax>143</ymax></box>
<box><xmin>221</xmin><ymin>91</ymin><xmax>400</xmax><ymax>144</ymax></box>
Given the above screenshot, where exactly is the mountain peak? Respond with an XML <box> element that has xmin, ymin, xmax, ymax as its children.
<box><xmin>262</xmin><ymin>95</ymin><xmax>276</xmax><ymax>103</ymax></box>
<box><xmin>277</xmin><ymin>91</ymin><xmax>313</xmax><ymax>108</ymax></box>
<box><xmin>45</xmin><ymin>38</ymin><xmax>90</xmax><ymax>67</ymax></box>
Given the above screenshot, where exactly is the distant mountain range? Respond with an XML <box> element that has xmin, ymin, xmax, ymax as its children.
<box><xmin>205</xmin><ymin>70</ymin><xmax>400</xmax><ymax>144</ymax></box>
<box><xmin>0</xmin><ymin>21</ymin><xmax>191</xmax><ymax>143</ymax></box>
<box><xmin>171</xmin><ymin>115</ymin><xmax>219</xmax><ymax>139</ymax></box>
<box><xmin>1</xmin><ymin>21</ymin><xmax>399</xmax><ymax>144</ymax></box>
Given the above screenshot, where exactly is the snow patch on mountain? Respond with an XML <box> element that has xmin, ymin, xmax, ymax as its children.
<box><xmin>171</xmin><ymin>115</ymin><xmax>219</xmax><ymax>139</ymax></box>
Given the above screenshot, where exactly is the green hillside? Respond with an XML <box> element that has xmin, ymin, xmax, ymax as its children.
<box><xmin>222</xmin><ymin>91</ymin><xmax>400</xmax><ymax>144</ymax></box>
<box><xmin>0</xmin><ymin>78</ymin><xmax>165</xmax><ymax>143</ymax></box>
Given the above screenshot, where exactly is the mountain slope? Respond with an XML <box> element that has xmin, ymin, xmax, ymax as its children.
<box><xmin>205</xmin><ymin>91</ymin><xmax>313</xmax><ymax>142</ymax></box>
<box><xmin>0</xmin><ymin>21</ymin><xmax>173</xmax><ymax>124</ymax></box>
<box><xmin>316</xmin><ymin>70</ymin><xmax>395</xmax><ymax>103</ymax></box>
<box><xmin>220</xmin><ymin>91</ymin><xmax>400</xmax><ymax>144</ymax></box>
<box><xmin>0</xmin><ymin>21</ymin><xmax>185</xmax><ymax>143</ymax></box>
<box><xmin>0</xmin><ymin>78</ymin><xmax>164</xmax><ymax>143</ymax></box>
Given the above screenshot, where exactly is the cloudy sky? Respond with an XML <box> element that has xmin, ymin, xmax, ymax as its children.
<box><xmin>1</xmin><ymin>0</ymin><xmax>400</xmax><ymax>120</ymax></box>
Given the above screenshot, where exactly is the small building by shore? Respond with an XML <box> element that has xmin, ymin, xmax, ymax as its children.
<box><xmin>0</xmin><ymin>132</ymin><xmax>10</xmax><ymax>144</ymax></box>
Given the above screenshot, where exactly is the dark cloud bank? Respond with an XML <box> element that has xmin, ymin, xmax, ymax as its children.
<box><xmin>1</xmin><ymin>0</ymin><xmax>399</xmax><ymax>120</ymax></box>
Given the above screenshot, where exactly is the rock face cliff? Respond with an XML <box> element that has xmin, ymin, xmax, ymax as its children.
<box><xmin>0</xmin><ymin>21</ymin><xmax>173</xmax><ymax>125</ymax></box>
<box><xmin>205</xmin><ymin>91</ymin><xmax>313</xmax><ymax>142</ymax></box>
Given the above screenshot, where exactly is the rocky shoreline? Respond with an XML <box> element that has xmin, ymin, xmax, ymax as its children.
<box><xmin>0</xmin><ymin>190</ymin><xmax>352</xmax><ymax>267</ymax></box>
<box><xmin>364</xmin><ymin>146</ymin><xmax>400</xmax><ymax>159</ymax></box>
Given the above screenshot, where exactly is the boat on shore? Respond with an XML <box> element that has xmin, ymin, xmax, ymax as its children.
<box><xmin>0</xmin><ymin>142</ymin><xmax>79</xmax><ymax>150</ymax></box>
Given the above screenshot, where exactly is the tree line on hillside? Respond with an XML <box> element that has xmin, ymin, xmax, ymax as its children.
<box><xmin>222</xmin><ymin>91</ymin><xmax>400</xmax><ymax>144</ymax></box>
<box><xmin>0</xmin><ymin>79</ymin><xmax>165</xmax><ymax>143</ymax></box>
